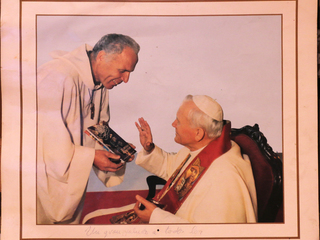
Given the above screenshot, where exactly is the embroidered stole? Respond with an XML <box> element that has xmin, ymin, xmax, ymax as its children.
<box><xmin>86</xmin><ymin>122</ymin><xmax>232</xmax><ymax>224</ymax></box>
<box><xmin>151</xmin><ymin>122</ymin><xmax>231</xmax><ymax>214</ymax></box>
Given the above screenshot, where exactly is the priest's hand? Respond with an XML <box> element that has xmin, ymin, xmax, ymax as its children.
<box><xmin>93</xmin><ymin>150</ymin><xmax>124</xmax><ymax>172</ymax></box>
<box><xmin>133</xmin><ymin>195</ymin><xmax>157</xmax><ymax>223</ymax></box>
<box><xmin>135</xmin><ymin>117</ymin><xmax>155</xmax><ymax>153</ymax></box>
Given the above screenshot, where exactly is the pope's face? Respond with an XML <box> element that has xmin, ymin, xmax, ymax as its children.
<box><xmin>93</xmin><ymin>47</ymin><xmax>138</xmax><ymax>89</ymax></box>
<box><xmin>172</xmin><ymin>102</ymin><xmax>197</xmax><ymax>148</ymax></box>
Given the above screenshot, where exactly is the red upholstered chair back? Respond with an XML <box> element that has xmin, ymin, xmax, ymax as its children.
<box><xmin>230</xmin><ymin>124</ymin><xmax>283</xmax><ymax>222</ymax></box>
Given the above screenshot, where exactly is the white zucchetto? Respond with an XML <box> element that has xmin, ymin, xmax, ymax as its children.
<box><xmin>192</xmin><ymin>95</ymin><xmax>223</xmax><ymax>121</ymax></box>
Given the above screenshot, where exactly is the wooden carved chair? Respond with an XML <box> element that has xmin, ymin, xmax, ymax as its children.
<box><xmin>146</xmin><ymin>124</ymin><xmax>283</xmax><ymax>223</ymax></box>
<box><xmin>230</xmin><ymin>124</ymin><xmax>283</xmax><ymax>222</ymax></box>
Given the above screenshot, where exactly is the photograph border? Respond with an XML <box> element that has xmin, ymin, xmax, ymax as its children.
<box><xmin>1</xmin><ymin>0</ymin><xmax>318</xmax><ymax>239</ymax></box>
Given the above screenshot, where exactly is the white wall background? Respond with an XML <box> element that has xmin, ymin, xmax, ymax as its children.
<box><xmin>37</xmin><ymin>15</ymin><xmax>282</xmax><ymax>191</ymax></box>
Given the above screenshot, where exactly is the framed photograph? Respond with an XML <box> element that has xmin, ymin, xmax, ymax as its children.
<box><xmin>1</xmin><ymin>0</ymin><xmax>318</xmax><ymax>239</ymax></box>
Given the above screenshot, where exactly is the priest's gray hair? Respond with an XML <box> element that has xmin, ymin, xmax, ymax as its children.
<box><xmin>92</xmin><ymin>33</ymin><xmax>140</xmax><ymax>59</ymax></box>
<box><xmin>184</xmin><ymin>95</ymin><xmax>224</xmax><ymax>139</ymax></box>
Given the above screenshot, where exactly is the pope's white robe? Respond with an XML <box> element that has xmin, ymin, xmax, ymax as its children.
<box><xmin>135</xmin><ymin>141</ymin><xmax>258</xmax><ymax>223</ymax></box>
<box><xmin>37</xmin><ymin>44</ymin><xmax>125</xmax><ymax>224</ymax></box>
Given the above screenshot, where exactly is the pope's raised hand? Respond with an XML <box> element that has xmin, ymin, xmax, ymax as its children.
<box><xmin>135</xmin><ymin>117</ymin><xmax>154</xmax><ymax>153</ymax></box>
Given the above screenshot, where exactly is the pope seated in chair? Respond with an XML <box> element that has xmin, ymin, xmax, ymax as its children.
<box><xmin>133</xmin><ymin>94</ymin><xmax>258</xmax><ymax>224</ymax></box>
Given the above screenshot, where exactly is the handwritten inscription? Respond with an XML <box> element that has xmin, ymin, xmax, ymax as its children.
<box><xmin>104</xmin><ymin>228</ymin><xmax>148</xmax><ymax>237</ymax></box>
<box><xmin>190</xmin><ymin>226</ymin><xmax>203</xmax><ymax>235</ymax></box>
<box><xmin>84</xmin><ymin>225</ymin><xmax>203</xmax><ymax>238</ymax></box>
<box><xmin>165</xmin><ymin>226</ymin><xmax>184</xmax><ymax>235</ymax></box>
<box><xmin>85</xmin><ymin>226</ymin><xmax>149</xmax><ymax>238</ymax></box>
<box><xmin>85</xmin><ymin>226</ymin><xmax>100</xmax><ymax>237</ymax></box>
<box><xmin>152</xmin><ymin>226</ymin><xmax>203</xmax><ymax>236</ymax></box>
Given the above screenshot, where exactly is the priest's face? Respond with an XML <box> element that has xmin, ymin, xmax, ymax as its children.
<box><xmin>93</xmin><ymin>47</ymin><xmax>138</xmax><ymax>89</ymax></box>
<box><xmin>172</xmin><ymin>101</ymin><xmax>198</xmax><ymax>149</ymax></box>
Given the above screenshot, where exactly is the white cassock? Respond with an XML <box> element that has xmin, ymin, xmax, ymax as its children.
<box><xmin>135</xmin><ymin>141</ymin><xmax>258</xmax><ymax>223</ymax></box>
<box><xmin>37</xmin><ymin>44</ymin><xmax>125</xmax><ymax>224</ymax></box>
